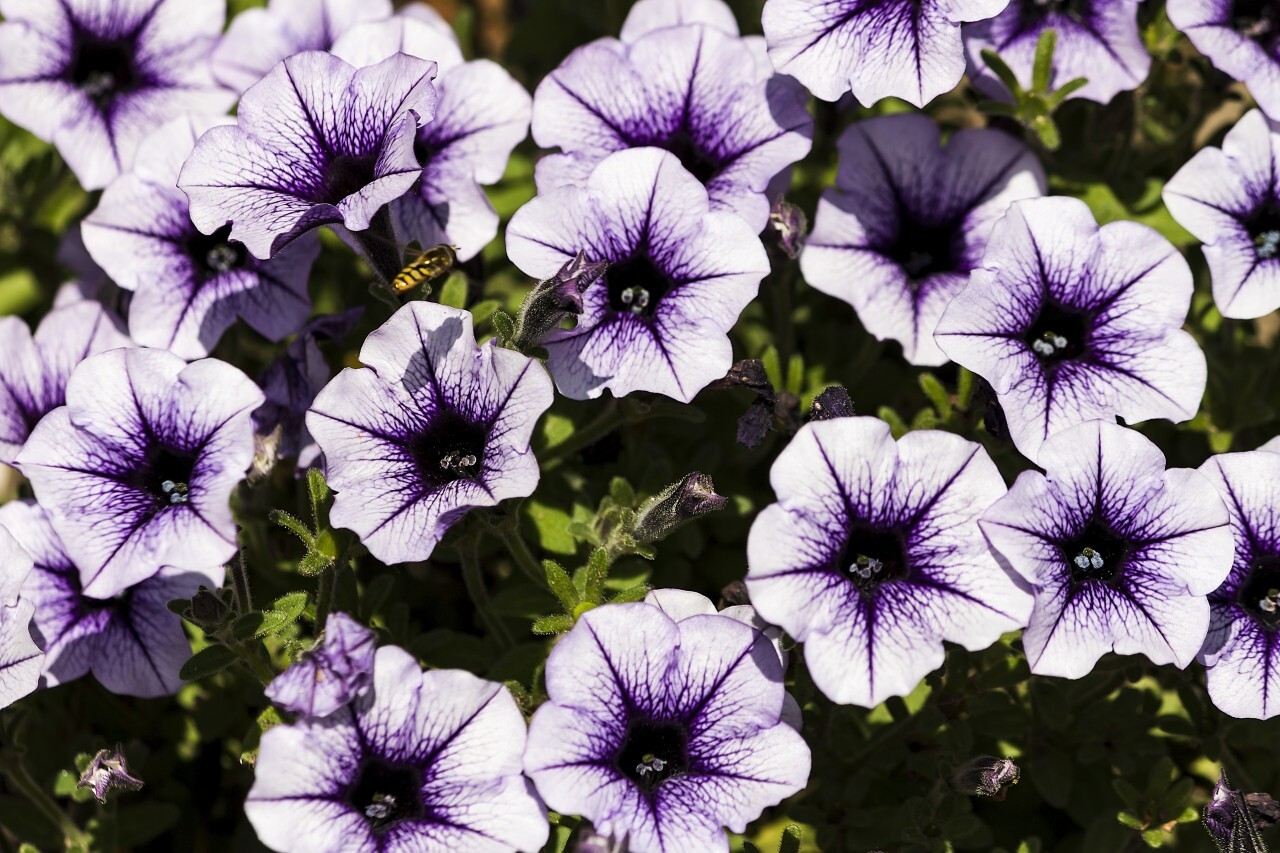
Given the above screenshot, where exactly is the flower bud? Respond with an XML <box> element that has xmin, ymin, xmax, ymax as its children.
<box><xmin>768</xmin><ymin>198</ymin><xmax>808</xmax><ymax>259</ymax></box>
<box><xmin>78</xmin><ymin>746</ymin><xmax>144</xmax><ymax>803</ymax></box>
<box><xmin>948</xmin><ymin>755</ymin><xmax>1020</xmax><ymax>799</ymax></box>
<box><xmin>632</xmin><ymin>472</ymin><xmax>728</xmax><ymax>544</ymax></box>
<box><xmin>513</xmin><ymin>250</ymin><xmax>609</xmax><ymax>351</ymax></box>
<box><xmin>1203</xmin><ymin>769</ymin><xmax>1273</xmax><ymax>852</ymax></box>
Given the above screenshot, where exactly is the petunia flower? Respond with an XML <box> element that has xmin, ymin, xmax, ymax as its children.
<box><xmin>306</xmin><ymin>302</ymin><xmax>553</xmax><ymax>565</ymax></box>
<box><xmin>1167</xmin><ymin>0</ymin><xmax>1280</xmax><ymax>120</ymax></box>
<box><xmin>506</xmin><ymin>148</ymin><xmax>769</xmax><ymax>402</ymax></box>
<box><xmin>210</xmin><ymin>0</ymin><xmax>393</xmax><ymax>95</ymax></box>
<box><xmin>980</xmin><ymin>420</ymin><xmax>1232</xmax><ymax>678</ymax></box>
<box><xmin>264</xmin><ymin>611</ymin><xmax>376</xmax><ymax>718</ymax></box>
<box><xmin>0</xmin><ymin>0</ymin><xmax>233</xmax><ymax>190</ymax></box>
<box><xmin>245</xmin><ymin>644</ymin><xmax>549</xmax><ymax>852</ymax></box>
<box><xmin>935</xmin><ymin>196</ymin><xmax>1205</xmax><ymax>463</ymax></box>
<box><xmin>802</xmin><ymin>113</ymin><xmax>1044</xmax><ymax>365</ymax></box>
<box><xmin>1196</xmin><ymin>444</ymin><xmax>1280</xmax><ymax>719</ymax></box>
<box><xmin>178</xmin><ymin>51</ymin><xmax>438</xmax><ymax>268</ymax></box>
<box><xmin>531</xmin><ymin>19</ymin><xmax>812</xmax><ymax>232</ymax></box>
<box><xmin>16</xmin><ymin>347</ymin><xmax>263</xmax><ymax>599</ymax></box>
<box><xmin>761</xmin><ymin>0</ymin><xmax>1010</xmax><ymax>108</ymax></box>
<box><xmin>524</xmin><ymin>601</ymin><xmax>810</xmax><ymax>853</ymax></box>
<box><xmin>330</xmin><ymin>16</ymin><xmax>531</xmax><ymax>261</ymax></box>
<box><xmin>745</xmin><ymin>417</ymin><xmax>1032</xmax><ymax>707</ymax></box>
<box><xmin>0</xmin><ymin>301</ymin><xmax>130</xmax><ymax>468</ymax></box>
<box><xmin>82</xmin><ymin>115</ymin><xmax>319</xmax><ymax>359</ymax></box>
<box><xmin>1164</xmin><ymin>109</ymin><xmax>1280</xmax><ymax>319</ymax></box>
<box><xmin>621</xmin><ymin>0</ymin><xmax>742</xmax><ymax>40</ymax></box>
<box><xmin>0</xmin><ymin>500</ymin><xmax>220</xmax><ymax>698</ymax></box>
<box><xmin>963</xmin><ymin>0</ymin><xmax>1150</xmax><ymax>104</ymax></box>
<box><xmin>0</xmin><ymin>524</ymin><xmax>42</xmax><ymax>711</ymax></box>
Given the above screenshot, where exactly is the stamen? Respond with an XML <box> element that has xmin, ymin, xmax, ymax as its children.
<box><xmin>635</xmin><ymin>754</ymin><xmax>667</xmax><ymax>779</ymax></box>
<box><xmin>619</xmin><ymin>286</ymin><xmax>650</xmax><ymax>314</ymax></box>
<box><xmin>1072</xmin><ymin>547</ymin><xmax>1104</xmax><ymax>571</ymax></box>
<box><xmin>81</xmin><ymin>71</ymin><xmax>115</xmax><ymax>99</ymax></box>
<box><xmin>160</xmin><ymin>480</ymin><xmax>189</xmax><ymax>505</ymax></box>
<box><xmin>439</xmin><ymin>451</ymin><xmax>478</xmax><ymax>474</ymax></box>
<box><xmin>206</xmin><ymin>244</ymin><xmax>240</xmax><ymax>273</ymax></box>
<box><xmin>1031</xmin><ymin>331</ymin><xmax>1070</xmax><ymax>357</ymax></box>
<box><xmin>1255</xmin><ymin>230</ymin><xmax>1280</xmax><ymax>260</ymax></box>
<box><xmin>1259</xmin><ymin>588</ymin><xmax>1280</xmax><ymax>614</ymax></box>
<box><xmin>364</xmin><ymin>793</ymin><xmax>396</xmax><ymax>822</ymax></box>
<box><xmin>850</xmin><ymin>554</ymin><xmax>885</xmax><ymax>580</ymax></box>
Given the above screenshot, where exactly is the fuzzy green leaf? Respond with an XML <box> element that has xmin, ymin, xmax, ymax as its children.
<box><xmin>532</xmin><ymin>614</ymin><xmax>574</xmax><ymax>635</ymax></box>
<box><xmin>543</xmin><ymin>560</ymin><xmax>579</xmax><ymax>611</ymax></box>
<box><xmin>179</xmin><ymin>645</ymin><xmax>239</xmax><ymax>681</ymax></box>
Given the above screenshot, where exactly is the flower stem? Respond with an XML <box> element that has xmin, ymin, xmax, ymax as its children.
<box><xmin>496</xmin><ymin>521</ymin><xmax>546</xmax><ymax>587</ymax></box>
<box><xmin>2</xmin><ymin>759</ymin><xmax>91</xmax><ymax>851</ymax></box>
<box><xmin>771</xmin><ymin>261</ymin><xmax>798</xmax><ymax>372</ymax></box>
<box><xmin>350</xmin><ymin>207</ymin><xmax>405</xmax><ymax>286</ymax></box>
<box><xmin>540</xmin><ymin>401</ymin><xmax>623</xmax><ymax>469</ymax></box>
<box><xmin>458</xmin><ymin>538</ymin><xmax>515</xmax><ymax>648</ymax></box>
<box><xmin>315</xmin><ymin>565</ymin><xmax>335</xmax><ymax>629</ymax></box>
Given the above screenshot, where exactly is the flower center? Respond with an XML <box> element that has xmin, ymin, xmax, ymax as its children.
<box><xmin>187</xmin><ymin>224</ymin><xmax>248</xmax><ymax>277</ymax></box>
<box><xmin>606</xmin><ymin>255</ymin><xmax>674</xmax><ymax>318</ymax></box>
<box><xmin>1238</xmin><ymin>556</ymin><xmax>1280</xmax><ymax>629</ymax></box>
<box><xmin>1023</xmin><ymin>302</ymin><xmax>1089</xmax><ymax>362</ymax></box>
<box><xmin>656</xmin><ymin>129</ymin><xmax>722</xmax><ymax>186</ymax></box>
<box><xmin>884</xmin><ymin>222</ymin><xmax>960</xmax><ymax>280</ymax></box>
<box><xmin>406</xmin><ymin>410</ymin><xmax>488</xmax><ymax>490</ymax></box>
<box><xmin>346</xmin><ymin>758</ymin><xmax>424</xmax><ymax>833</ymax></box>
<box><xmin>1245</xmin><ymin>202</ymin><xmax>1280</xmax><ymax>260</ymax></box>
<box><xmin>838</xmin><ymin>525</ymin><xmax>909</xmax><ymax>594</ymax></box>
<box><xmin>617</xmin><ymin>719</ymin><xmax>688</xmax><ymax>794</ymax></box>
<box><xmin>1232</xmin><ymin>0</ymin><xmax>1280</xmax><ymax>43</ymax></box>
<box><xmin>134</xmin><ymin>447</ymin><xmax>197</xmax><ymax>510</ymax></box>
<box><xmin>319</xmin><ymin>154</ymin><xmax>379</xmax><ymax>204</ymax></box>
<box><xmin>1061</xmin><ymin>521</ymin><xmax>1128</xmax><ymax>584</ymax></box>
<box><xmin>69</xmin><ymin>38</ymin><xmax>139</xmax><ymax>107</ymax></box>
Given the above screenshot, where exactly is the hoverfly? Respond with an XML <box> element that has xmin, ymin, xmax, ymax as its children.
<box><xmin>392</xmin><ymin>243</ymin><xmax>461</xmax><ymax>294</ymax></box>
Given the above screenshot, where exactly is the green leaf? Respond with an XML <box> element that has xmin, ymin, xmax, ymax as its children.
<box><xmin>1140</xmin><ymin>828</ymin><xmax>1164</xmax><ymax>848</ymax></box>
<box><xmin>1032</xmin><ymin>29</ymin><xmax>1057</xmax><ymax>93</ymax></box>
<box><xmin>1047</xmin><ymin>76</ymin><xmax>1089</xmax><ymax>105</ymax></box>
<box><xmin>470</xmin><ymin>299</ymin><xmax>501</xmax><ymax>325</ymax></box>
<box><xmin>491</xmin><ymin>310</ymin><xmax>515</xmax><ymax>344</ymax></box>
<box><xmin>272</xmin><ymin>591</ymin><xmax>309</xmax><ymax>622</ymax></box>
<box><xmin>918</xmin><ymin>373</ymin><xmax>952</xmax><ymax>419</ymax></box>
<box><xmin>1116</xmin><ymin>811</ymin><xmax>1145</xmax><ymax>830</ymax></box>
<box><xmin>583</xmin><ymin>547</ymin><xmax>610</xmax><ymax>604</ymax></box>
<box><xmin>525</xmin><ymin>501</ymin><xmax>578</xmax><ymax>555</ymax></box>
<box><xmin>298</xmin><ymin>550</ymin><xmax>333</xmax><ymax>576</ymax></box>
<box><xmin>270</xmin><ymin>509</ymin><xmax>314</xmax><ymax>545</ymax></box>
<box><xmin>179</xmin><ymin>644</ymin><xmax>239</xmax><ymax>681</ymax></box>
<box><xmin>231</xmin><ymin>611</ymin><xmax>265</xmax><ymax>640</ymax></box>
<box><xmin>438</xmin><ymin>273</ymin><xmax>468</xmax><ymax>309</ymax></box>
<box><xmin>609</xmin><ymin>476</ymin><xmax>636</xmax><ymax>506</ymax></box>
<box><xmin>608</xmin><ymin>584</ymin><xmax>650</xmax><ymax>604</ymax></box>
<box><xmin>307</xmin><ymin>467</ymin><xmax>330</xmax><ymax>513</ymax></box>
<box><xmin>532</xmin><ymin>614</ymin><xmax>574</xmax><ymax>635</ymax></box>
<box><xmin>980</xmin><ymin>48</ymin><xmax>1022</xmax><ymax>94</ymax></box>
<box><xmin>543</xmin><ymin>560</ymin><xmax>579</xmax><ymax>611</ymax></box>
<box><xmin>1031</xmin><ymin>114</ymin><xmax>1061</xmax><ymax>150</ymax></box>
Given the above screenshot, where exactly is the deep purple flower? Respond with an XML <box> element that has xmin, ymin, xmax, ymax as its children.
<box><xmin>0</xmin><ymin>524</ymin><xmax>42</xmax><ymax>710</ymax></box>
<box><xmin>980</xmin><ymin>420</ymin><xmax>1232</xmax><ymax>678</ymax></box>
<box><xmin>0</xmin><ymin>0</ymin><xmax>233</xmax><ymax>190</ymax></box>
<box><xmin>265</xmin><ymin>611</ymin><xmax>376</xmax><ymax>718</ymax></box>
<box><xmin>524</xmin><ymin>602</ymin><xmax>810</xmax><ymax>853</ymax></box>
<box><xmin>0</xmin><ymin>500</ymin><xmax>218</xmax><ymax>698</ymax></box>
<box><xmin>0</xmin><ymin>301</ymin><xmax>130</xmax><ymax>468</ymax></box>
<box><xmin>762</xmin><ymin>0</ymin><xmax>1010</xmax><ymax>107</ymax></box>
<box><xmin>507</xmin><ymin>148</ymin><xmax>769</xmax><ymax>402</ymax></box>
<box><xmin>621</xmin><ymin>0</ymin><xmax>742</xmax><ymax>41</ymax></box>
<box><xmin>330</xmin><ymin>16</ymin><xmax>532</xmax><ymax>261</ymax></box>
<box><xmin>803</xmin><ymin>114</ymin><xmax>1044</xmax><ymax>365</ymax></box>
<box><xmin>16</xmin><ymin>347</ymin><xmax>263</xmax><ymax>599</ymax></box>
<box><xmin>246</xmin><ymin>644</ymin><xmax>548</xmax><ymax>852</ymax></box>
<box><xmin>531</xmin><ymin>21</ymin><xmax>812</xmax><ymax>232</ymax></box>
<box><xmin>178</xmin><ymin>51</ymin><xmax>438</xmax><ymax>261</ymax></box>
<box><xmin>307</xmin><ymin>302</ymin><xmax>553</xmax><ymax>565</ymax></box>
<box><xmin>746</xmin><ymin>418</ymin><xmax>1031</xmax><ymax>707</ymax></box>
<box><xmin>210</xmin><ymin>0</ymin><xmax>393</xmax><ymax>94</ymax></box>
<box><xmin>935</xmin><ymin>197</ymin><xmax>1204</xmax><ymax>462</ymax></box>
<box><xmin>964</xmin><ymin>0</ymin><xmax>1150</xmax><ymax>104</ymax></box>
<box><xmin>1164</xmin><ymin>110</ymin><xmax>1280</xmax><ymax>319</ymax></box>
<box><xmin>1168</xmin><ymin>0</ymin><xmax>1280</xmax><ymax>120</ymax></box>
<box><xmin>78</xmin><ymin>746</ymin><xmax>145</xmax><ymax>803</ymax></box>
<box><xmin>82</xmin><ymin>115</ymin><xmax>318</xmax><ymax>359</ymax></box>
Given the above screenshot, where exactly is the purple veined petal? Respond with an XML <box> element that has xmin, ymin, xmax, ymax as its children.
<box><xmin>1167</xmin><ymin>0</ymin><xmax>1280</xmax><ymax>120</ymax></box>
<box><xmin>264</xmin><ymin>611</ymin><xmax>376</xmax><ymax>718</ymax></box>
<box><xmin>621</xmin><ymin>0</ymin><xmax>741</xmax><ymax>41</ymax></box>
<box><xmin>0</xmin><ymin>523</ymin><xmax>34</xmax><ymax>610</ymax></box>
<box><xmin>0</xmin><ymin>598</ymin><xmax>42</xmax><ymax>710</ymax></box>
<box><xmin>645</xmin><ymin>588</ymin><xmax>720</xmax><ymax>621</ymax></box>
<box><xmin>331</xmin><ymin>15</ymin><xmax>464</xmax><ymax>73</ymax></box>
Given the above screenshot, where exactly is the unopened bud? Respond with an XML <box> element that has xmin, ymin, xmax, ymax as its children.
<box><xmin>513</xmin><ymin>250</ymin><xmax>609</xmax><ymax>351</ymax></box>
<box><xmin>809</xmin><ymin>386</ymin><xmax>855</xmax><ymax>421</ymax></box>
<box><xmin>78</xmin><ymin>746</ymin><xmax>144</xmax><ymax>803</ymax></box>
<box><xmin>768</xmin><ymin>199</ymin><xmax>808</xmax><ymax>259</ymax></box>
<box><xmin>1203</xmin><ymin>769</ymin><xmax>1274</xmax><ymax>852</ymax></box>
<box><xmin>949</xmin><ymin>755</ymin><xmax>1020</xmax><ymax>799</ymax></box>
<box><xmin>632</xmin><ymin>472</ymin><xmax>728</xmax><ymax>544</ymax></box>
<box><xmin>189</xmin><ymin>586</ymin><xmax>232</xmax><ymax>627</ymax></box>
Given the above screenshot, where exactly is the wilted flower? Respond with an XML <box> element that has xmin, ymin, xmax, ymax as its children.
<box><xmin>762</xmin><ymin>0</ymin><xmax>1010</xmax><ymax>107</ymax></box>
<box><xmin>803</xmin><ymin>114</ymin><xmax>1044</xmax><ymax>365</ymax></box>
<box><xmin>935</xmin><ymin>197</ymin><xmax>1205</xmax><ymax>462</ymax></box>
<box><xmin>507</xmin><ymin>148</ymin><xmax>770</xmax><ymax>402</ymax></box>
<box><xmin>512</xmin><ymin>251</ymin><xmax>610</xmax><ymax>351</ymax></box>
<box><xmin>0</xmin><ymin>0</ymin><xmax>233</xmax><ymax>190</ymax></box>
<box><xmin>17</xmin><ymin>347</ymin><xmax>263</xmax><ymax>599</ymax></box>
<box><xmin>307</xmin><ymin>302</ymin><xmax>553</xmax><ymax>565</ymax></box>
<box><xmin>179</xmin><ymin>52</ymin><xmax>438</xmax><ymax>265</ymax></box>
<box><xmin>769</xmin><ymin>198</ymin><xmax>808</xmax><ymax>259</ymax></box>
<box><xmin>210</xmin><ymin>0</ymin><xmax>393</xmax><ymax>94</ymax></box>
<box><xmin>0</xmin><ymin>524</ymin><xmax>42</xmax><ymax>711</ymax></box>
<box><xmin>632</xmin><ymin>473</ymin><xmax>728</xmax><ymax>544</ymax></box>
<box><xmin>265</xmin><ymin>612</ymin><xmax>376</xmax><ymax>718</ymax></box>
<box><xmin>246</xmin><ymin>645</ymin><xmax>548</xmax><ymax>852</ymax></box>
<box><xmin>1167</xmin><ymin>0</ymin><xmax>1280</xmax><ymax>120</ymax></box>
<box><xmin>77</xmin><ymin>746</ymin><xmax>144</xmax><ymax>803</ymax></box>
<box><xmin>524</xmin><ymin>602</ymin><xmax>810</xmax><ymax>853</ymax></box>
<box><xmin>82</xmin><ymin>115</ymin><xmax>318</xmax><ymax>359</ymax></box>
<box><xmin>949</xmin><ymin>755</ymin><xmax>1021</xmax><ymax>799</ymax></box>
<box><xmin>746</xmin><ymin>418</ymin><xmax>1032</xmax><ymax>707</ymax></box>
<box><xmin>809</xmin><ymin>386</ymin><xmax>855</xmax><ymax>421</ymax></box>
<box><xmin>1164</xmin><ymin>110</ymin><xmax>1280</xmax><ymax>319</ymax></box>
<box><xmin>981</xmin><ymin>420</ymin><xmax>1233</xmax><ymax>678</ymax></box>
<box><xmin>964</xmin><ymin>0</ymin><xmax>1149</xmax><ymax>104</ymax></box>
<box><xmin>0</xmin><ymin>302</ymin><xmax>129</xmax><ymax>468</ymax></box>
<box><xmin>1202</xmin><ymin>770</ymin><xmax>1275</xmax><ymax>852</ymax></box>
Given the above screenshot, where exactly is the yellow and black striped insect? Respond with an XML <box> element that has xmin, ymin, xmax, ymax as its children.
<box><xmin>392</xmin><ymin>244</ymin><xmax>460</xmax><ymax>294</ymax></box>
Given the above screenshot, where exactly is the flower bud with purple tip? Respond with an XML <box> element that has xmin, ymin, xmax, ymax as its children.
<box><xmin>632</xmin><ymin>473</ymin><xmax>728</xmax><ymax>544</ymax></box>
<box><xmin>512</xmin><ymin>251</ymin><xmax>609</xmax><ymax>352</ymax></box>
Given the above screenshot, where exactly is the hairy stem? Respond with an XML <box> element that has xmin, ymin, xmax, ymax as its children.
<box><xmin>458</xmin><ymin>537</ymin><xmax>515</xmax><ymax>648</ymax></box>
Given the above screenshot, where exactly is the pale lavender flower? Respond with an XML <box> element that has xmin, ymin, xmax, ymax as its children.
<box><xmin>1168</xmin><ymin>0</ymin><xmax>1280</xmax><ymax>120</ymax></box>
<box><xmin>265</xmin><ymin>611</ymin><xmax>376</xmax><ymax>718</ymax></box>
<box><xmin>746</xmin><ymin>417</ymin><xmax>1032</xmax><ymax>707</ymax></box>
<box><xmin>16</xmin><ymin>347</ymin><xmax>263</xmax><ymax>599</ymax></box>
<box><xmin>246</xmin><ymin>645</ymin><xmax>548</xmax><ymax>852</ymax></box>
<box><xmin>524</xmin><ymin>602</ymin><xmax>810</xmax><ymax>853</ymax></box>
<box><xmin>980</xmin><ymin>420</ymin><xmax>1232</xmax><ymax>677</ymax></box>
<box><xmin>506</xmin><ymin>148</ymin><xmax>769</xmax><ymax>402</ymax></box>
<box><xmin>803</xmin><ymin>113</ymin><xmax>1044</xmax><ymax>365</ymax></box>
<box><xmin>0</xmin><ymin>0</ymin><xmax>233</xmax><ymax>190</ymax></box>
<box><xmin>935</xmin><ymin>197</ymin><xmax>1204</xmax><ymax>462</ymax></box>
<box><xmin>306</xmin><ymin>302</ymin><xmax>553</xmax><ymax>565</ymax></box>
<box><xmin>0</xmin><ymin>524</ymin><xmax>42</xmax><ymax>710</ymax></box>
<box><xmin>621</xmin><ymin>0</ymin><xmax>741</xmax><ymax>41</ymax></box>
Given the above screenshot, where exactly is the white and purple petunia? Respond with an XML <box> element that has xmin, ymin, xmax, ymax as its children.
<box><xmin>531</xmin><ymin>14</ymin><xmax>812</xmax><ymax>232</ymax></box>
<box><xmin>0</xmin><ymin>500</ymin><xmax>219</xmax><ymax>699</ymax></box>
<box><xmin>507</xmin><ymin>148</ymin><xmax>770</xmax><ymax>403</ymax></box>
<box><xmin>963</xmin><ymin>0</ymin><xmax>1150</xmax><ymax>104</ymax></box>
<box><xmin>246</xmin><ymin>644</ymin><xmax>549</xmax><ymax>852</ymax></box>
<box><xmin>178</xmin><ymin>51</ymin><xmax>438</xmax><ymax>263</ymax></box>
<box><xmin>0</xmin><ymin>0</ymin><xmax>233</xmax><ymax>190</ymax></box>
<box><xmin>1196</xmin><ymin>442</ymin><xmax>1280</xmax><ymax>719</ymax></box>
<box><xmin>1167</xmin><ymin>0</ymin><xmax>1280</xmax><ymax>120</ymax></box>
<box><xmin>981</xmin><ymin>420</ymin><xmax>1232</xmax><ymax>678</ymax></box>
<box><xmin>746</xmin><ymin>417</ymin><xmax>1032</xmax><ymax>707</ymax></box>
<box><xmin>264</xmin><ymin>611</ymin><xmax>376</xmax><ymax>719</ymax></box>
<box><xmin>16</xmin><ymin>347</ymin><xmax>263</xmax><ymax>599</ymax></box>
<box><xmin>620</xmin><ymin>0</ymin><xmax>743</xmax><ymax>40</ymax></box>
<box><xmin>0</xmin><ymin>301</ymin><xmax>130</xmax><ymax>468</ymax></box>
<box><xmin>1164</xmin><ymin>110</ymin><xmax>1280</xmax><ymax>319</ymax></box>
<box><xmin>524</xmin><ymin>601</ymin><xmax>810</xmax><ymax>853</ymax></box>
<box><xmin>802</xmin><ymin>113</ymin><xmax>1044</xmax><ymax>365</ymax></box>
<box><xmin>82</xmin><ymin>115</ymin><xmax>319</xmax><ymax>359</ymax></box>
<box><xmin>330</xmin><ymin>15</ymin><xmax>532</xmax><ymax>261</ymax></box>
<box><xmin>209</xmin><ymin>0</ymin><xmax>394</xmax><ymax>95</ymax></box>
<box><xmin>0</xmin><ymin>523</ymin><xmax>43</xmax><ymax>711</ymax></box>
<box><xmin>762</xmin><ymin>0</ymin><xmax>1010</xmax><ymax>108</ymax></box>
<box><xmin>935</xmin><ymin>197</ymin><xmax>1205</xmax><ymax>463</ymax></box>
<box><xmin>307</xmin><ymin>302</ymin><xmax>553</xmax><ymax>566</ymax></box>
